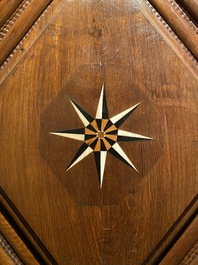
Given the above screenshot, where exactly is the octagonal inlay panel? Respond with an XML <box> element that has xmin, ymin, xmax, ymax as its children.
<box><xmin>40</xmin><ymin>65</ymin><xmax>164</xmax><ymax>206</ymax></box>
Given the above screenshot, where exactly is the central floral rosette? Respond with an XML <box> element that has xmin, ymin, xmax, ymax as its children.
<box><xmin>85</xmin><ymin>119</ymin><xmax>118</xmax><ymax>151</ymax></box>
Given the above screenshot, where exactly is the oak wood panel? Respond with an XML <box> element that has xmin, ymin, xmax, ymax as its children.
<box><xmin>176</xmin><ymin>0</ymin><xmax>198</xmax><ymax>23</ymax></box>
<box><xmin>0</xmin><ymin>0</ymin><xmax>53</xmax><ymax>66</ymax></box>
<box><xmin>1</xmin><ymin>1</ymin><xmax>102</xmax><ymax>264</ymax></box>
<box><xmin>0</xmin><ymin>0</ymin><xmax>23</xmax><ymax>28</ymax></box>
<box><xmin>0</xmin><ymin>0</ymin><xmax>198</xmax><ymax>264</ymax></box>
<box><xmin>0</xmin><ymin>0</ymin><xmax>197</xmax><ymax>84</ymax></box>
<box><xmin>40</xmin><ymin>64</ymin><xmax>163</xmax><ymax>206</ymax></box>
<box><xmin>160</xmin><ymin>215</ymin><xmax>198</xmax><ymax>265</ymax></box>
<box><xmin>148</xmin><ymin>0</ymin><xmax>198</xmax><ymax>60</ymax></box>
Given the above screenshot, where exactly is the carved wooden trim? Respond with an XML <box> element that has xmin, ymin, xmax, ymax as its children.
<box><xmin>0</xmin><ymin>0</ymin><xmax>23</xmax><ymax>28</ymax></box>
<box><xmin>135</xmin><ymin>0</ymin><xmax>198</xmax><ymax>80</ymax></box>
<box><xmin>0</xmin><ymin>222</ymin><xmax>36</xmax><ymax>264</ymax></box>
<box><xmin>0</xmin><ymin>0</ymin><xmax>66</xmax><ymax>83</ymax></box>
<box><xmin>0</xmin><ymin>0</ymin><xmax>31</xmax><ymax>41</ymax></box>
<box><xmin>147</xmin><ymin>0</ymin><xmax>198</xmax><ymax>60</ymax></box>
<box><xmin>143</xmin><ymin>195</ymin><xmax>198</xmax><ymax>264</ymax></box>
<box><xmin>0</xmin><ymin>0</ymin><xmax>53</xmax><ymax>66</ymax></box>
<box><xmin>0</xmin><ymin>240</ymin><xmax>18</xmax><ymax>265</ymax></box>
<box><xmin>1</xmin><ymin>0</ymin><xmax>197</xmax><ymax>82</ymax></box>
<box><xmin>176</xmin><ymin>0</ymin><xmax>198</xmax><ymax>23</ymax></box>
<box><xmin>0</xmin><ymin>233</ymin><xmax>23</xmax><ymax>264</ymax></box>
<box><xmin>0</xmin><ymin>188</ymin><xmax>58</xmax><ymax>265</ymax></box>
<box><xmin>180</xmin><ymin>241</ymin><xmax>198</xmax><ymax>265</ymax></box>
<box><xmin>159</xmin><ymin>214</ymin><xmax>198</xmax><ymax>265</ymax></box>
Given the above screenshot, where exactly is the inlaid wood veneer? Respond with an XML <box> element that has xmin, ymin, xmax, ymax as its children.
<box><xmin>0</xmin><ymin>0</ymin><xmax>197</xmax><ymax>264</ymax></box>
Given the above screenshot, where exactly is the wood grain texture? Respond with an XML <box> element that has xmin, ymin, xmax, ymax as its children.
<box><xmin>0</xmin><ymin>0</ymin><xmax>23</xmax><ymax>28</ymax></box>
<box><xmin>135</xmin><ymin>0</ymin><xmax>198</xmax><ymax>79</ymax></box>
<box><xmin>0</xmin><ymin>0</ymin><xmax>198</xmax><ymax>264</ymax></box>
<box><xmin>176</xmin><ymin>0</ymin><xmax>198</xmax><ymax>23</ymax></box>
<box><xmin>1</xmin><ymin>1</ymin><xmax>102</xmax><ymax>264</ymax></box>
<box><xmin>0</xmin><ymin>0</ymin><xmax>53</xmax><ymax>66</ymax></box>
<box><xmin>148</xmin><ymin>0</ymin><xmax>198</xmax><ymax>60</ymax></box>
<box><xmin>0</xmin><ymin>0</ymin><xmax>66</xmax><ymax>82</ymax></box>
<box><xmin>160</xmin><ymin>215</ymin><xmax>198</xmax><ymax>265</ymax></box>
<box><xmin>40</xmin><ymin>65</ymin><xmax>163</xmax><ymax>206</ymax></box>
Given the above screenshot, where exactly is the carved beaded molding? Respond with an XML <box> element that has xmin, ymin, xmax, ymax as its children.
<box><xmin>0</xmin><ymin>0</ymin><xmax>197</xmax><ymax>70</ymax></box>
<box><xmin>144</xmin><ymin>0</ymin><xmax>198</xmax><ymax>65</ymax></box>
<box><xmin>168</xmin><ymin>0</ymin><xmax>198</xmax><ymax>33</ymax></box>
<box><xmin>0</xmin><ymin>0</ymin><xmax>31</xmax><ymax>41</ymax></box>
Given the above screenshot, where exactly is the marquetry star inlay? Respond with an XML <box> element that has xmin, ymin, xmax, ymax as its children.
<box><xmin>50</xmin><ymin>84</ymin><xmax>153</xmax><ymax>187</ymax></box>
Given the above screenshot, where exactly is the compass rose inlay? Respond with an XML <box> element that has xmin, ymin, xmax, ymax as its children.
<box><xmin>50</xmin><ymin>84</ymin><xmax>153</xmax><ymax>187</ymax></box>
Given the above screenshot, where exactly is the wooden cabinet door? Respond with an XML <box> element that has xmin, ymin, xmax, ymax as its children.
<box><xmin>0</xmin><ymin>0</ymin><xmax>197</xmax><ymax>264</ymax></box>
